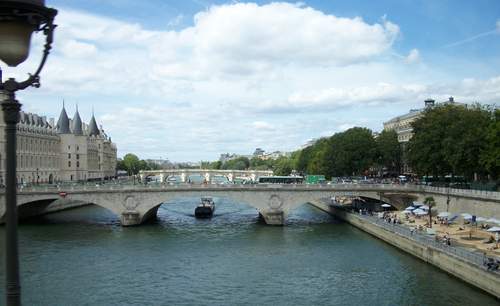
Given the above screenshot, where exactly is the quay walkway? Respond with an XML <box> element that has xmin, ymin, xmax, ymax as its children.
<box><xmin>355</xmin><ymin>210</ymin><xmax>499</xmax><ymax>273</ymax></box>
<box><xmin>311</xmin><ymin>201</ymin><xmax>500</xmax><ymax>299</ymax></box>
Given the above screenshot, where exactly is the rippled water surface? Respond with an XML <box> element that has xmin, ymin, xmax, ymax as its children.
<box><xmin>0</xmin><ymin>198</ymin><xmax>498</xmax><ymax>305</ymax></box>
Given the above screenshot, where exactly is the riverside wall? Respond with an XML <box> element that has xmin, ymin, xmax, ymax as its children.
<box><xmin>309</xmin><ymin>200</ymin><xmax>500</xmax><ymax>299</ymax></box>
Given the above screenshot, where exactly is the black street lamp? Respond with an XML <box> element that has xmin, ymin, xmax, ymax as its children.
<box><xmin>0</xmin><ymin>1</ymin><xmax>57</xmax><ymax>305</ymax></box>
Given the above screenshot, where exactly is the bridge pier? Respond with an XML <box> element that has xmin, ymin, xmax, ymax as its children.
<box><xmin>121</xmin><ymin>211</ymin><xmax>141</xmax><ymax>226</ymax></box>
<box><xmin>259</xmin><ymin>210</ymin><xmax>285</xmax><ymax>225</ymax></box>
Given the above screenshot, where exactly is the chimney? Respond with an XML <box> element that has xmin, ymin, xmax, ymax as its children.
<box><xmin>424</xmin><ymin>98</ymin><xmax>435</xmax><ymax>108</ymax></box>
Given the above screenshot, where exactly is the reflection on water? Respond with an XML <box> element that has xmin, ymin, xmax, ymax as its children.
<box><xmin>0</xmin><ymin>198</ymin><xmax>497</xmax><ymax>306</ymax></box>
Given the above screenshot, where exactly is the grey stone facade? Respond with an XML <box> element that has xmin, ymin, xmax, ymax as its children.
<box><xmin>0</xmin><ymin>99</ymin><xmax>117</xmax><ymax>184</ymax></box>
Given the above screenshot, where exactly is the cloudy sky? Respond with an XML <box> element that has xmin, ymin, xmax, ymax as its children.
<box><xmin>2</xmin><ymin>0</ymin><xmax>499</xmax><ymax>161</ymax></box>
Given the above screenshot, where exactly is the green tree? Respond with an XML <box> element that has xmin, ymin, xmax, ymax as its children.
<box><xmin>200</xmin><ymin>161</ymin><xmax>211</xmax><ymax>169</ymax></box>
<box><xmin>408</xmin><ymin>104</ymin><xmax>491</xmax><ymax>180</ymax></box>
<box><xmin>307</xmin><ymin>138</ymin><xmax>330</xmax><ymax>175</ymax></box>
<box><xmin>222</xmin><ymin>157</ymin><xmax>250</xmax><ymax>170</ymax></box>
<box><xmin>116</xmin><ymin>159</ymin><xmax>126</xmax><ymax>171</ymax></box>
<box><xmin>210</xmin><ymin>160</ymin><xmax>222</xmax><ymax>170</ymax></box>
<box><xmin>376</xmin><ymin>129</ymin><xmax>401</xmax><ymax>174</ymax></box>
<box><xmin>326</xmin><ymin>127</ymin><xmax>377</xmax><ymax>177</ymax></box>
<box><xmin>273</xmin><ymin>157</ymin><xmax>293</xmax><ymax>176</ymax></box>
<box><xmin>296</xmin><ymin>146</ymin><xmax>313</xmax><ymax>173</ymax></box>
<box><xmin>138</xmin><ymin>159</ymin><xmax>149</xmax><ymax>171</ymax></box>
<box><xmin>122</xmin><ymin>153</ymin><xmax>140</xmax><ymax>175</ymax></box>
<box><xmin>200</xmin><ymin>161</ymin><xmax>222</xmax><ymax>169</ymax></box>
<box><xmin>480</xmin><ymin>109</ymin><xmax>500</xmax><ymax>179</ymax></box>
<box><xmin>249</xmin><ymin>157</ymin><xmax>274</xmax><ymax>170</ymax></box>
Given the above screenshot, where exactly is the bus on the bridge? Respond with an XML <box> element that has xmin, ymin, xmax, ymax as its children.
<box><xmin>257</xmin><ymin>176</ymin><xmax>304</xmax><ymax>184</ymax></box>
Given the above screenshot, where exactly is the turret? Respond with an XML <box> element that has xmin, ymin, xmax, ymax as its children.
<box><xmin>88</xmin><ymin>111</ymin><xmax>100</xmax><ymax>136</ymax></box>
<box><xmin>56</xmin><ymin>102</ymin><xmax>71</xmax><ymax>134</ymax></box>
<box><xmin>72</xmin><ymin>106</ymin><xmax>83</xmax><ymax>135</ymax></box>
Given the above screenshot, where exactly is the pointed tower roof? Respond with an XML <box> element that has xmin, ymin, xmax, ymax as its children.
<box><xmin>72</xmin><ymin>105</ymin><xmax>83</xmax><ymax>135</ymax></box>
<box><xmin>56</xmin><ymin>101</ymin><xmax>71</xmax><ymax>134</ymax></box>
<box><xmin>88</xmin><ymin>109</ymin><xmax>100</xmax><ymax>136</ymax></box>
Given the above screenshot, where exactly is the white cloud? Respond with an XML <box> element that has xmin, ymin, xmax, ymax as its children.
<box><xmin>338</xmin><ymin>123</ymin><xmax>355</xmax><ymax>131</ymax></box>
<box><xmin>256</xmin><ymin>82</ymin><xmax>428</xmax><ymax>111</ymax></box>
<box><xmin>405</xmin><ymin>49</ymin><xmax>420</xmax><ymax>63</ymax></box>
<box><xmin>252</xmin><ymin>121</ymin><xmax>275</xmax><ymax>130</ymax></box>
<box><xmin>60</xmin><ymin>40</ymin><xmax>98</xmax><ymax>58</ymax></box>
<box><xmin>187</xmin><ymin>3</ymin><xmax>399</xmax><ymax>68</ymax></box>
<box><xmin>2</xmin><ymin>3</ymin><xmax>498</xmax><ymax>161</ymax></box>
<box><xmin>3</xmin><ymin>2</ymin><xmax>401</xmax><ymax>96</ymax></box>
<box><xmin>167</xmin><ymin>14</ymin><xmax>184</xmax><ymax>28</ymax></box>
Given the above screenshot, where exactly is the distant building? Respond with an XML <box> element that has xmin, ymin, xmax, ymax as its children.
<box><xmin>260</xmin><ymin>151</ymin><xmax>291</xmax><ymax>160</ymax></box>
<box><xmin>383</xmin><ymin>97</ymin><xmax>464</xmax><ymax>143</ymax></box>
<box><xmin>219</xmin><ymin>153</ymin><xmax>237</xmax><ymax>163</ymax></box>
<box><xmin>253</xmin><ymin>148</ymin><xmax>265</xmax><ymax>157</ymax></box>
<box><xmin>0</xmin><ymin>103</ymin><xmax>117</xmax><ymax>184</ymax></box>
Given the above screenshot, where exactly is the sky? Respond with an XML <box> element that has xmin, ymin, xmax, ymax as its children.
<box><xmin>2</xmin><ymin>0</ymin><xmax>499</xmax><ymax>162</ymax></box>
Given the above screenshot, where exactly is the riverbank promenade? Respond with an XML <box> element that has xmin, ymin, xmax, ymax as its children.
<box><xmin>311</xmin><ymin>200</ymin><xmax>500</xmax><ymax>299</ymax></box>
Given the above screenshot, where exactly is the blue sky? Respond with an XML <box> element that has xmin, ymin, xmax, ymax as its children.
<box><xmin>3</xmin><ymin>1</ymin><xmax>499</xmax><ymax>161</ymax></box>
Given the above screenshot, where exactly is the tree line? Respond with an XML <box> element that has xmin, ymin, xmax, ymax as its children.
<box><xmin>117</xmin><ymin>103</ymin><xmax>498</xmax><ymax>182</ymax></box>
<box><xmin>201</xmin><ymin>103</ymin><xmax>498</xmax><ymax>181</ymax></box>
<box><xmin>116</xmin><ymin>153</ymin><xmax>161</xmax><ymax>175</ymax></box>
<box><xmin>198</xmin><ymin>127</ymin><xmax>401</xmax><ymax>178</ymax></box>
<box><xmin>407</xmin><ymin>104</ymin><xmax>498</xmax><ymax>180</ymax></box>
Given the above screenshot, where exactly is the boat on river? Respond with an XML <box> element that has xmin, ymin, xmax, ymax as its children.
<box><xmin>195</xmin><ymin>197</ymin><xmax>215</xmax><ymax>218</ymax></box>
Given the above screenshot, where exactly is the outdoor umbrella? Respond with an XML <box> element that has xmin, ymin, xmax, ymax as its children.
<box><xmin>476</xmin><ymin>217</ymin><xmax>487</xmax><ymax>222</ymax></box>
<box><xmin>461</xmin><ymin>213</ymin><xmax>473</xmax><ymax>220</ymax></box>
<box><xmin>412</xmin><ymin>202</ymin><xmax>423</xmax><ymax>207</ymax></box>
<box><xmin>486</xmin><ymin>218</ymin><xmax>500</xmax><ymax>225</ymax></box>
<box><xmin>381</xmin><ymin>204</ymin><xmax>391</xmax><ymax>208</ymax></box>
<box><xmin>405</xmin><ymin>206</ymin><xmax>415</xmax><ymax>211</ymax></box>
<box><xmin>486</xmin><ymin>227</ymin><xmax>500</xmax><ymax>232</ymax></box>
<box><xmin>413</xmin><ymin>209</ymin><xmax>427</xmax><ymax>216</ymax></box>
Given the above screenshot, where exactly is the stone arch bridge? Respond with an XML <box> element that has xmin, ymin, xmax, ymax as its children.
<box><xmin>1</xmin><ymin>184</ymin><xmax>499</xmax><ymax>226</ymax></box>
<box><xmin>139</xmin><ymin>169</ymin><xmax>273</xmax><ymax>183</ymax></box>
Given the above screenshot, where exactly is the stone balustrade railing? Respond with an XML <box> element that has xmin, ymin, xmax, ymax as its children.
<box><xmin>9</xmin><ymin>183</ymin><xmax>499</xmax><ymax>200</ymax></box>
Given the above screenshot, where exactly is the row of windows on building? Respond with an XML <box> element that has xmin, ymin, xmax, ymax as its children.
<box><xmin>17</xmin><ymin>136</ymin><xmax>59</xmax><ymax>154</ymax></box>
<box><xmin>68</xmin><ymin>161</ymin><xmax>81</xmax><ymax>168</ymax></box>
<box><xmin>68</xmin><ymin>153</ymin><xmax>81</xmax><ymax>159</ymax></box>
<box><xmin>16</xmin><ymin>155</ymin><xmax>59</xmax><ymax>170</ymax></box>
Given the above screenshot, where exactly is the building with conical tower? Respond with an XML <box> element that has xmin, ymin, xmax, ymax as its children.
<box><xmin>0</xmin><ymin>101</ymin><xmax>117</xmax><ymax>185</ymax></box>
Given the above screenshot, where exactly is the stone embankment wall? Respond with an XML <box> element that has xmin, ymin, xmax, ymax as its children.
<box><xmin>309</xmin><ymin>200</ymin><xmax>500</xmax><ymax>299</ymax></box>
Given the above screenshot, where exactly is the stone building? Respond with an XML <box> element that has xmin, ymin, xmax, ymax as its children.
<box><xmin>0</xmin><ymin>102</ymin><xmax>117</xmax><ymax>185</ymax></box>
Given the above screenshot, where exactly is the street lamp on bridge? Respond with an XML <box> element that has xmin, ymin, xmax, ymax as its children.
<box><xmin>0</xmin><ymin>1</ymin><xmax>57</xmax><ymax>305</ymax></box>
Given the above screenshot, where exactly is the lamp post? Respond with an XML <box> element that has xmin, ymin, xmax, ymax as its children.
<box><xmin>0</xmin><ymin>1</ymin><xmax>57</xmax><ymax>305</ymax></box>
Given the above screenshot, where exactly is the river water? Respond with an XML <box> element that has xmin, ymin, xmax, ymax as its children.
<box><xmin>0</xmin><ymin>198</ymin><xmax>497</xmax><ymax>306</ymax></box>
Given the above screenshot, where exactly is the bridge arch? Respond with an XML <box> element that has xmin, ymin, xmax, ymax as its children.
<box><xmin>12</xmin><ymin>184</ymin><xmax>498</xmax><ymax>226</ymax></box>
<box><xmin>14</xmin><ymin>196</ymin><xmax>123</xmax><ymax>224</ymax></box>
<box><xmin>132</xmin><ymin>190</ymin><xmax>339</xmax><ymax>226</ymax></box>
<box><xmin>0</xmin><ymin>198</ymin><xmax>59</xmax><ymax>222</ymax></box>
